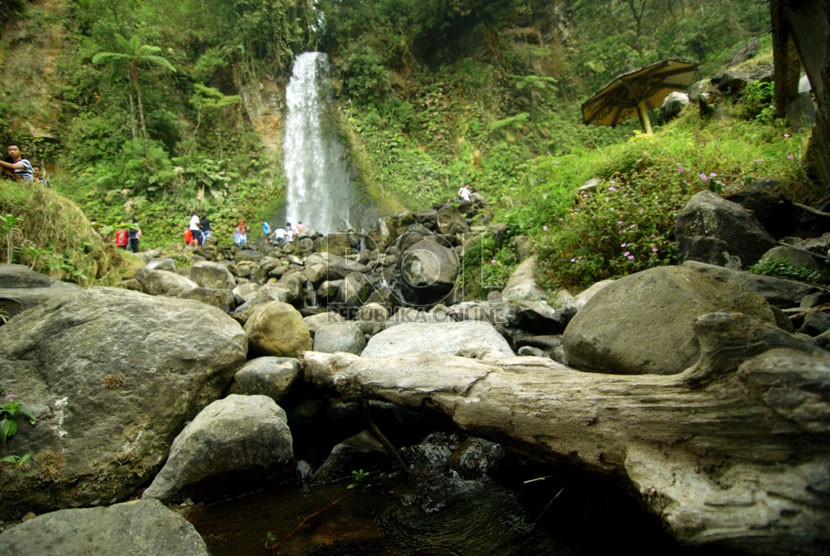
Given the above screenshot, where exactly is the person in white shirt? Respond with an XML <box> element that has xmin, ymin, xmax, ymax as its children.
<box><xmin>188</xmin><ymin>213</ymin><xmax>202</xmax><ymax>245</ymax></box>
<box><xmin>457</xmin><ymin>183</ymin><xmax>471</xmax><ymax>202</ymax></box>
<box><xmin>270</xmin><ymin>227</ymin><xmax>288</xmax><ymax>246</ymax></box>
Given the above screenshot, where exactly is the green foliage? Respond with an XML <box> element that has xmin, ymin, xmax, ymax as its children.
<box><xmin>459</xmin><ymin>233</ymin><xmax>518</xmax><ymax>300</ymax></box>
<box><xmin>739</xmin><ymin>80</ymin><xmax>775</xmax><ymax>123</ymax></box>
<box><xmin>0</xmin><ymin>385</ymin><xmax>36</xmax><ymax>452</ymax></box>
<box><xmin>346</xmin><ymin>468</ymin><xmax>372</xmax><ymax>490</ymax></box>
<box><xmin>0</xmin><ymin>213</ymin><xmax>24</xmax><ymax>264</ymax></box>
<box><xmin>533</xmin><ymin>111</ymin><xmax>813</xmax><ymax>291</ymax></box>
<box><xmin>749</xmin><ymin>258</ymin><xmax>830</xmax><ymax>288</ymax></box>
<box><xmin>0</xmin><ymin>180</ymin><xmax>129</xmax><ymax>285</ymax></box>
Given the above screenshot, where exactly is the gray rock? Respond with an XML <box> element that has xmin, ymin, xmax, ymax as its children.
<box><xmin>229</xmin><ymin>357</ymin><xmax>301</xmax><ymax>401</ymax></box>
<box><xmin>501</xmin><ymin>256</ymin><xmax>547</xmax><ymax>302</ymax></box>
<box><xmin>518</xmin><ymin>345</ymin><xmax>547</xmax><ymax>357</ymax></box>
<box><xmin>134</xmin><ymin>268</ymin><xmax>198</xmax><ymax>296</ymax></box>
<box><xmin>145</xmin><ymin>257</ymin><xmax>176</xmax><ymax>272</ymax></box>
<box><xmin>723</xmin><ymin>178</ymin><xmax>799</xmax><ymax>238</ymax></box>
<box><xmin>761</xmin><ymin>245</ymin><xmax>821</xmax><ymax>270</ymax></box>
<box><xmin>676</xmin><ymin>190</ymin><xmax>778</xmax><ymax>269</ymax></box>
<box><xmin>0</xmin><ymin>264</ymin><xmax>81</xmax><ymax>319</ymax></box>
<box><xmin>0</xmin><ymin>499</ymin><xmax>209</xmax><ymax>556</ymax></box>
<box><xmin>658</xmin><ymin>91</ymin><xmax>690</xmax><ymax>123</ymax></box>
<box><xmin>397</xmin><ymin>237</ymin><xmax>458</xmax><ymax>305</ymax></box>
<box><xmin>385</xmin><ymin>307</ymin><xmax>444</xmax><ymax>326</ymax></box>
<box><xmin>363</xmin><ymin>321</ymin><xmax>514</xmax><ymax>359</ymax></box>
<box><xmin>313</xmin><ymin>322</ymin><xmax>366</xmax><ymax>354</ymax></box>
<box><xmin>142</xmin><ymin>394</ymin><xmax>293</xmax><ymax>502</ymax></box>
<box><xmin>337</xmin><ymin>272</ymin><xmax>373</xmax><ymax>307</ymax></box>
<box><xmin>189</xmin><ymin>261</ymin><xmax>235</xmax><ymax>289</ymax></box>
<box><xmin>179</xmin><ymin>287</ymin><xmax>235</xmax><ymax>312</ymax></box>
<box><xmin>303</xmin><ymin>311</ymin><xmax>346</xmax><ymax>337</ymax></box>
<box><xmin>447</xmin><ymin>301</ymin><xmax>507</xmax><ymax>325</ymax></box>
<box><xmin>357</xmin><ymin>302</ymin><xmax>390</xmax><ymax>335</ymax></box>
<box><xmin>799</xmin><ymin>310</ymin><xmax>830</xmax><ymax>336</ymax></box>
<box><xmin>0</xmin><ymin>287</ymin><xmax>247</xmax><ymax>520</ymax></box>
<box><xmin>311</xmin><ymin>430</ymin><xmax>390</xmax><ymax>484</ymax></box>
<box><xmin>232</xmin><ymin>282</ymin><xmax>260</xmax><ymax>304</ymax></box>
<box><xmin>509</xmin><ymin>299</ymin><xmax>571</xmax><ymax>334</ymax></box>
<box><xmin>683</xmin><ymin>260</ymin><xmax>824</xmax><ymax>309</ymax></box>
<box><xmin>562</xmin><ymin>265</ymin><xmax>775</xmax><ymax>375</ymax></box>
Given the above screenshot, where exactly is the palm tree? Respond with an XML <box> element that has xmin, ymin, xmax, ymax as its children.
<box><xmin>93</xmin><ymin>34</ymin><xmax>176</xmax><ymax>140</ymax></box>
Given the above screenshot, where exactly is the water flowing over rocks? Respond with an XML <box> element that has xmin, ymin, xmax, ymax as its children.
<box><xmin>0</xmin><ymin>287</ymin><xmax>247</xmax><ymax>520</ymax></box>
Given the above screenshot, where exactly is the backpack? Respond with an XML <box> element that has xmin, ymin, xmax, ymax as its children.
<box><xmin>184</xmin><ymin>229</ymin><xmax>193</xmax><ymax>244</ymax></box>
<box><xmin>115</xmin><ymin>229</ymin><xmax>128</xmax><ymax>247</ymax></box>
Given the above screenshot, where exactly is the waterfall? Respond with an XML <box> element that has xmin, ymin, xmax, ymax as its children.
<box><xmin>284</xmin><ymin>52</ymin><xmax>366</xmax><ymax>234</ymax></box>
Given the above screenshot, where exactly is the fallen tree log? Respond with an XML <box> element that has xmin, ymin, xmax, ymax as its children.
<box><xmin>302</xmin><ymin>312</ymin><xmax>830</xmax><ymax>556</ymax></box>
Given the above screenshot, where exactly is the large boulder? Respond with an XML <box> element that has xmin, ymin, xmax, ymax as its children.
<box><xmin>562</xmin><ymin>265</ymin><xmax>775</xmax><ymax>375</ymax></box>
<box><xmin>244</xmin><ymin>301</ymin><xmax>312</xmax><ymax>357</ymax></box>
<box><xmin>0</xmin><ymin>499</ymin><xmax>209</xmax><ymax>556</ymax></box>
<box><xmin>0</xmin><ymin>287</ymin><xmax>248</xmax><ymax>520</ymax></box>
<box><xmin>396</xmin><ymin>237</ymin><xmax>459</xmax><ymax>305</ymax></box>
<box><xmin>0</xmin><ymin>264</ymin><xmax>81</xmax><ymax>319</ymax></box>
<box><xmin>362</xmin><ymin>321</ymin><xmax>514</xmax><ymax>359</ymax></box>
<box><xmin>675</xmin><ymin>191</ymin><xmax>777</xmax><ymax>269</ymax></box>
<box><xmin>682</xmin><ymin>260</ymin><xmax>825</xmax><ymax>309</ymax></box>
<box><xmin>142</xmin><ymin>394</ymin><xmax>293</xmax><ymax>502</ymax></box>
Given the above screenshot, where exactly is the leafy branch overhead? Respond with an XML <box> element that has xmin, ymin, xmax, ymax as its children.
<box><xmin>93</xmin><ymin>34</ymin><xmax>177</xmax><ymax>141</ymax></box>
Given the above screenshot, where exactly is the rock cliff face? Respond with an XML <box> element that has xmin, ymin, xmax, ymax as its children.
<box><xmin>236</xmin><ymin>75</ymin><xmax>285</xmax><ymax>156</ymax></box>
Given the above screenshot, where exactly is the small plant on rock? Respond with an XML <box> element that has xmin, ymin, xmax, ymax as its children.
<box><xmin>0</xmin><ymin>385</ymin><xmax>36</xmax><ymax>466</ymax></box>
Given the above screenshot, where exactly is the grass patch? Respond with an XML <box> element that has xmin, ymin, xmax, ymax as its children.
<box><xmin>0</xmin><ymin>181</ymin><xmax>130</xmax><ymax>285</ymax></box>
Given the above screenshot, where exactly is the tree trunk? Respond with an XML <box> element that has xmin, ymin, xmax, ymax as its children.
<box><xmin>129</xmin><ymin>63</ymin><xmax>147</xmax><ymax>140</ymax></box>
<box><xmin>302</xmin><ymin>312</ymin><xmax>830</xmax><ymax>555</ymax></box>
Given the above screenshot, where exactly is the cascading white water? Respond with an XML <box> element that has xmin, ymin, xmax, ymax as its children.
<box><xmin>283</xmin><ymin>52</ymin><xmax>363</xmax><ymax>234</ymax></box>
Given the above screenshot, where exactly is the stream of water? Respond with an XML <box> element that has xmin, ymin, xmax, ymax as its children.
<box><xmin>184</xmin><ymin>431</ymin><xmax>706</xmax><ymax>556</ymax></box>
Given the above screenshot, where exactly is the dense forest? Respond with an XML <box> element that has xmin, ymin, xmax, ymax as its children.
<box><xmin>1</xmin><ymin>0</ymin><xmax>816</xmax><ymax>293</ymax></box>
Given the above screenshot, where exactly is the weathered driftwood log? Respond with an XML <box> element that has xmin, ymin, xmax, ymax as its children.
<box><xmin>302</xmin><ymin>312</ymin><xmax>830</xmax><ymax>556</ymax></box>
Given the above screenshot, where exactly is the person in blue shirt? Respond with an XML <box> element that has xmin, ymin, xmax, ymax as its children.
<box><xmin>262</xmin><ymin>221</ymin><xmax>271</xmax><ymax>237</ymax></box>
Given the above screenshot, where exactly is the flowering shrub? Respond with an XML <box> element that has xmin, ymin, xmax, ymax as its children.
<box><xmin>536</xmin><ymin>153</ymin><xmax>712</xmax><ymax>289</ymax></box>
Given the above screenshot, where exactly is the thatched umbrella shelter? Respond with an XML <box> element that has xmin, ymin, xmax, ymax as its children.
<box><xmin>582</xmin><ymin>59</ymin><xmax>698</xmax><ymax>134</ymax></box>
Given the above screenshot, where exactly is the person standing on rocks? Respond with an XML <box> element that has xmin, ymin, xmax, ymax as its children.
<box><xmin>200</xmin><ymin>215</ymin><xmax>212</xmax><ymax>245</ymax></box>
<box><xmin>457</xmin><ymin>182</ymin><xmax>471</xmax><ymax>202</ymax></box>
<box><xmin>233</xmin><ymin>219</ymin><xmax>249</xmax><ymax>247</ymax></box>
<box><xmin>127</xmin><ymin>219</ymin><xmax>141</xmax><ymax>253</ymax></box>
<box><xmin>188</xmin><ymin>212</ymin><xmax>202</xmax><ymax>247</ymax></box>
